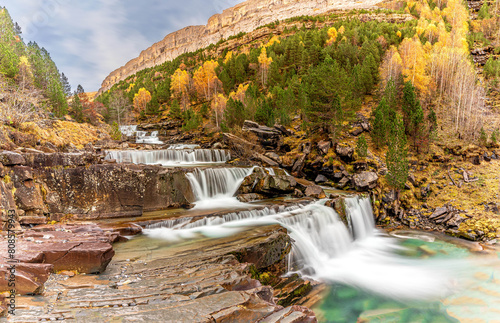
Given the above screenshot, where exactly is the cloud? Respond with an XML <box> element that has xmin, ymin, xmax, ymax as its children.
<box><xmin>2</xmin><ymin>0</ymin><xmax>244</xmax><ymax>91</ymax></box>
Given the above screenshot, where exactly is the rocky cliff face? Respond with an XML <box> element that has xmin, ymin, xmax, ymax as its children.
<box><xmin>0</xmin><ymin>151</ymin><xmax>194</xmax><ymax>225</ymax></box>
<box><xmin>98</xmin><ymin>0</ymin><xmax>383</xmax><ymax>94</ymax></box>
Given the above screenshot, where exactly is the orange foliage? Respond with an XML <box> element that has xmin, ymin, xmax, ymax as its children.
<box><xmin>258</xmin><ymin>47</ymin><xmax>272</xmax><ymax>86</ymax></box>
<box><xmin>399</xmin><ymin>35</ymin><xmax>431</xmax><ymax>95</ymax></box>
<box><xmin>133</xmin><ymin>88</ymin><xmax>151</xmax><ymax>116</ymax></box>
<box><xmin>170</xmin><ymin>68</ymin><xmax>190</xmax><ymax>109</ymax></box>
<box><xmin>193</xmin><ymin>60</ymin><xmax>220</xmax><ymax>101</ymax></box>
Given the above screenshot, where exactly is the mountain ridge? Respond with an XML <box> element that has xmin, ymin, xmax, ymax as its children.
<box><xmin>98</xmin><ymin>0</ymin><xmax>384</xmax><ymax>94</ymax></box>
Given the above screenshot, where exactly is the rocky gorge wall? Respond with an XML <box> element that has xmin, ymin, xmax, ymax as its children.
<box><xmin>0</xmin><ymin>151</ymin><xmax>194</xmax><ymax>226</ymax></box>
<box><xmin>98</xmin><ymin>0</ymin><xmax>384</xmax><ymax>94</ymax></box>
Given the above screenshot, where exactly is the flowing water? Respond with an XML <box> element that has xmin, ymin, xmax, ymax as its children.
<box><xmin>105</xmin><ymin>149</ymin><xmax>231</xmax><ymax>165</ymax></box>
<box><xmin>185</xmin><ymin>167</ymin><xmax>254</xmax><ymax>209</ymax></box>
<box><xmin>118</xmin><ymin>125</ymin><xmax>163</xmax><ymax>144</ymax></box>
<box><xmin>142</xmin><ymin>194</ymin><xmax>499</xmax><ymax>322</ymax></box>
<box><xmin>136</xmin><ymin>130</ymin><xmax>163</xmax><ymax>144</ymax></box>
<box><xmin>108</xmin><ymin>144</ymin><xmax>499</xmax><ymax>321</ymax></box>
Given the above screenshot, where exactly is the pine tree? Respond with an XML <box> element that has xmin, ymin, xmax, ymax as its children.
<box><xmin>356</xmin><ymin>134</ymin><xmax>368</xmax><ymax>158</ymax></box>
<box><xmin>169</xmin><ymin>99</ymin><xmax>182</xmax><ymax>119</ymax></box>
<box><xmin>61</xmin><ymin>72</ymin><xmax>71</xmax><ymax>97</ymax></box>
<box><xmin>13</xmin><ymin>22</ymin><xmax>21</xmax><ymax>35</ymax></box>
<box><xmin>224</xmin><ymin>98</ymin><xmax>246</xmax><ymax>128</ymax></box>
<box><xmin>76</xmin><ymin>84</ymin><xmax>85</xmax><ymax>95</ymax></box>
<box><xmin>386</xmin><ymin>114</ymin><xmax>408</xmax><ymax>192</ymax></box>
<box><xmin>402</xmin><ymin>81</ymin><xmax>425</xmax><ymax>152</ymax></box>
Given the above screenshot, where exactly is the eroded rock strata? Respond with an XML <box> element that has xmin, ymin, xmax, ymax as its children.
<box><xmin>98</xmin><ymin>0</ymin><xmax>384</xmax><ymax>94</ymax></box>
<box><xmin>8</xmin><ymin>225</ymin><xmax>318</xmax><ymax>322</ymax></box>
<box><xmin>0</xmin><ymin>151</ymin><xmax>194</xmax><ymax>226</ymax></box>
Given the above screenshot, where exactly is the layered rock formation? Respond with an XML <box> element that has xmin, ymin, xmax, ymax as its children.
<box><xmin>0</xmin><ymin>151</ymin><xmax>194</xmax><ymax>226</ymax></box>
<box><xmin>98</xmin><ymin>0</ymin><xmax>384</xmax><ymax>94</ymax></box>
<box><xmin>9</xmin><ymin>225</ymin><xmax>318</xmax><ymax>322</ymax></box>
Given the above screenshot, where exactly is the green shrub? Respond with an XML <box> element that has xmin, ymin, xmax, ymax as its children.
<box><xmin>356</xmin><ymin>134</ymin><xmax>368</xmax><ymax>158</ymax></box>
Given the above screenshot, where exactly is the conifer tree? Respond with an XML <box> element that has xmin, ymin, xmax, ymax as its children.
<box><xmin>61</xmin><ymin>73</ymin><xmax>71</xmax><ymax>97</ymax></box>
<box><xmin>386</xmin><ymin>114</ymin><xmax>408</xmax><ymax>192</ymax></box>
<box><xmin>76</xmin><ymin>84</ymin><xmax>85</xmax><ymax>95</ymax></box>
<box><xmin>169</xmin><ymin>99</ymin><xmax>182</xmax><ymax>119</ymax></box>
<box><xmin>356</xmin><ymin>134</ymin><xmax>368</xmax><ymax>158</ymax></box>
<box><xmin>402</xmin><ymin>81</ymin><xmax>425</xmax><ymax>152</ymax></box>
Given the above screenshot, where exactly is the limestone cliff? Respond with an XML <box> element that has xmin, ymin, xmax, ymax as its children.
<box><xmin>98</xmin><ymin>0</ymin><xmax>383</xmax><ymax>94</ymax></box>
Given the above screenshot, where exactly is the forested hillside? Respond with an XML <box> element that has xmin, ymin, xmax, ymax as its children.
<box><xmin>97</xmin><ymin>0</ymin><xmax>499</xmax><ymax>149</ymax></box>
<box><xmin>0</xmin><ymin>7</ymin><xmax>109</xmax><ymax>150</ymax></box>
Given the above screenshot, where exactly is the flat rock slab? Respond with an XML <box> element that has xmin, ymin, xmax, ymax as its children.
<box><xmin>0</xmin><ymin>224</ymin><xmax>126</xmax><ymax>296</ymax></box>
<box><xmin>7</xmin><ymin>225</ymin><xmax>318</xmax><ymax>322</ymax></box>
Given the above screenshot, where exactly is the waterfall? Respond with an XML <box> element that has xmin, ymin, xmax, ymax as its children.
<box><xmin>105</xmin><ymin>149</ymin><xmax>231</xmax><ymax>165</ymax></box>
<box><xmin>145</xmin><ymin>196</ymin><xmax>456</xmax><ymax>300</ymax></box>
<box><xmin>136</xmin><ymin>130</ymin><xmax>163</xmax><ymax>144</ymax></box>
<box><xmin>167</xmin><ymin>144</ymin><xmax>201</xmax><ymax>150</ymax></box>
<box><xmin>185</xmin><ymin>168</ymin><xmax>253</xmax><ymax>208</ymax></box>
<box><xmin>120</xmin><ymin>125</ymin><xmax>137</xmax><ymax>137</ymax></box>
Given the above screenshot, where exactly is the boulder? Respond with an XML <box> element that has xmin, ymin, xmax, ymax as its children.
<box><xmin>337</xmin><ymin>176</ymin><xmax>350</xmax><ymax>189</ymax></box>
<box><xmin>264</xmin><ymin>152</ymin><xmax>280</xmax><ymax>162</ymax></box>
<box><xmin>242</xmin><ymin>120</ymin><xmax>281</xmax><ymax>148</ymax></box>
<box><xmin>353</xmin><ymin>172</ymin><xmax>378</xmax><ymax>190</ymax></box>
<box><xmin>254</xmin><ymin>175</ymin><xmax>296</xmax><ymax>195</ymax></box>
<box><xmin>429</xmin><ymin>207</ymin><xmax>448</xmax><ymax>220</ymax></box>
<box><xmin>0</xmin><ymin>225</ymin><xmax>118</xmax><ymax>275</ymax></box>
<box><xmin>317</xmin><ymin>140</ymin><xmax>331</xmax><ymax>155</ymax></box>
<box><xmin>350</xmin><ymin>127</ymin><xmax>364</xmax><ymax>136</ymax></box>
<box><xmin>336</xmin><ymin>144</ymin><xmax>354</xmax><ymax>162</ymax></box>
<box><xmin>43</xmin><ymin>242</ymin><xmax>114</xmax><ymax>274</ymax></box>
<box><xmin>243</xmin><ymin>120</ymin><xmax>260</xmax><ymax>129</ymax></box>
<box><xmin>352</xmin><ymin>160</ymin><xmax>368</xmax><ymax>172</ymax></box>
<box><xmin>315</xmin><ymin>175</ymin><xmax>328</xmax><ymax>184</ymax></box>
<box><xmin>291</xmin><ymin>154</ymin><xmax>307</xmax><ymax>176</ymax></box>
<box><xmin>0</xmin><ymin>151</ymin><xmax>25</xmax><ymax>166</ymax></box>
<box><xmin>0</xmin><ymin>263</ymin><xmax>53</xmax><ymax>295</ymax></box>
<box><xmin>233</xmin><ymin>225</ymin><xmax>290</xmax><ymax>269</ymax></box>
<box><xmin>304</xmin><ymin>185</ymin><xmax>326</xmax><ymax>199</ymax></box>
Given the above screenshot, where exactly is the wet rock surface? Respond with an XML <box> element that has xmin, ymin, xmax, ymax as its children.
<box><xmin>8</xmin><ymin>225</ymin><xmax>319</xmax><ymax>322</ymax></box>
<box><xmin>237</xmin><ymin>167</ymin><xmax>325</xmax><ymax>200</ymax></box>
<box><xmin>0</xmin><ymin>224</ymin><xmax>121</xmax><ymax>284</ymax></box>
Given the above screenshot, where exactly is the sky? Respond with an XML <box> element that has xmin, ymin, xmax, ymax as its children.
<box><xmin>2</xmin><ymin>0</ymin><xmax>244</xmax><ymax>92</ymax></box>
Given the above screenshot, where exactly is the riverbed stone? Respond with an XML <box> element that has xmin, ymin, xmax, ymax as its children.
<box><xmin>304</xmin><ymin>186</ymin><xmax>326</xmax><ymax>199</ymax></box>
<box><xmin>0</xmin><ymin>263</ymin><xmax>53</xmax><ymax>295</ymax></box>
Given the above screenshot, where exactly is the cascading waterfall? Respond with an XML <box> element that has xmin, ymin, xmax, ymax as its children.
<box><xmin>105</xmin><ymin>149</ymin><xmax>231</xmax><ymax>165</ymax></box>
<box><xmin>146</xmin><ymin>204</ymin><xmax>303</xmax><ymax>241</ymax></box>
<box><xmin>167</xmin><ymin>144</ymin><xmax>201</xmax><ymax>150</ymax></box>
<box><xmin>145</xmin><ymin>196</ymin><xmax>458</xmax><ymax>300</ymax></box>
<box><xmin>120</xmin><ymin>125</ymin><xmax>137</xmax><ymax>137</ymax></box>
<box><xmin>136</xmin><ymin>130</ymin><xmax>163</xmax><ymax>144</ymax></box>
<box><xmin>185</xmin><ymin>167</ymin><xmax>253</xmax><ymax>208</ymax></box>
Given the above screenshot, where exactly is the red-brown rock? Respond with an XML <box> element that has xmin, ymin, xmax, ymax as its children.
<box><xmin>0</xmin><ymin>263</ymin><xmax>53</xmax><ymax>295</ymax></box>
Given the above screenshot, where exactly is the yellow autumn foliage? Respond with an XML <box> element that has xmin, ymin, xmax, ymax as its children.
<box><xmin>19</xmin><ymin>121</ymin><xmax>105</xmax><ymax>149</ymax></box>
